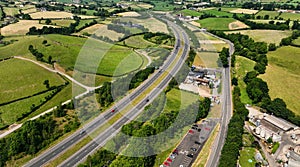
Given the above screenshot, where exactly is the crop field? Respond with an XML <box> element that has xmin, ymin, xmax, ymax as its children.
<box><xmin>178</xmin><ymin>9</ymin><xmax>203</xmax><ymax>16</ymax></box>
<box><xmin>219</xmin><ymin>7</ymin><xmax>239</xmax><ymax>12</ymax></box>
<box><xmin>30</xmin><ymin>11</ymin><xmax>74</xmax><ymax>19</ymax></box>
<box><xmin>117</xmin><ymin>11</ymin><xmax>141</xmax><ymax>17</ymax></box>
<box><xmin>49</xmin><ymin>19</ymin><xmax>75</xmax><ymax>27</ymax></box>
<box><xmin>226</xmin><ymin>30</ymin><xmax>292</xmax><ymax>45</ymax></box>
<box><xmin>0</xmin><ymin>20</ymin><xmax>58</xmax><ymax>36</ymax></box>
<box><xmin>121</xmin><ymin>35</ymin><xmax>156</xmax><ymax>49</ymax></box>
<box><xmin>21</xmin><ymin>7</ymin><xmax>37</xmax><ymax>14</ymax></box>
<box><xmin>3</xmin><ymin>7</ymin><xmax>19</xmax><ymax>16</ymax></box>
<box><xmin>197</xmin><ymin>18</ymin><xmax>237</xmax><ymax>30</ymax></box>
<box><xmin>120</xmin><ymin>17</ymin><xmax>169</xmax><ymax>34</ymax></box>
<box><xmin>235</xmin><ymin>56</ymin><xmax>256</xmax><ymax>104</ymax></box>
<box><xmin>280</xmin><ymin>12</ymin><xmax>300</xmax><ymax>20</ymax></box>
<box><xmin>255</xmin><ymin>10</ymin><xmax>279</xmax><ymax>19</ymax></box>
<box><xmin>259</xmin><ymin>46</ymin><xmax>300</xmax><ymax>115</ymax></box>
<box><xmin>0</xmin><ymin>58</ymin><xmax>65</xmax><ymax>104</ymax></box>
<box><xmin>230</xmin><ymin>9</ymin><xmax>258</xmax><ymax>14</ymax></box>
<box><xmin>249</xmin><ymin>19</ymin><xmax>285</xmax><ymax>24</ymax></box>
<box><xmin>77</xmin><ymin>24</ymin><xmax>124</xmax><ymax>41</ymax></box>
<box><xmin>239</xmin><ymin>147</ymin><xmax>257</xmax><ymax>167</ymax></box>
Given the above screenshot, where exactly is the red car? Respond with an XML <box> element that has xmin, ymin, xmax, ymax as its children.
<box><xmin>111</xmin><ymin>109</ymin><xmax>115</xmax><ymax>112</ymax></box>
<box><xmin>188</xmin><ymin>130</ymin><xmax>194</xmax><ymax>134</ymax></box>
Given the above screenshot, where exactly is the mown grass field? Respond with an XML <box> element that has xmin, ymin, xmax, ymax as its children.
<box><xmin>46</xmin><ymin>19</ymin><xmax>75</xmax><ymax>27</ymax></box>
<box><xmin>202</xmin><ymin>9</ymin><xmax>234</xmax><ymax>17</ymax></box>
<box><xmin>239</xmin><ymin>147</ymin><xmax>257</xmax><ymax>167</ymax></box>
<box><xmin>226</xmin><ymin>30</ymin><xmax>292</xmax><ymax>45</ymax></box>
<box><xmin>0</xmin><ymin>20</ymin><xmax>58</xmax><ymax>36</ymax></box>
<box><xmin>197</xmin><ymin>18</ymin><xmax>237</xmax><ymax>30</ymax></box>
<box><xmin>121</xmin><ymin>17</ymin><xmax>169</xmax><ymax>34</ymax></box>
<box><xmin>259</xmin><ymin>46</ymin><xmax>300</xmax><ymax>115</ymax></box>
<box><xmin>255</xmin><ymin>10</ymin><xmax>279</xmax><ymax>19</ymax></box>
<box><xmin>234</xmin><ymin>56</ymin><xmax>256</xmax><ymax>104</ymax></box>
<box><xmin>0</xmin><ymin>58</ymin><xmax>65</xmax><ymax>104</ymax></box>
<box><xmin>165</xmin><ymin>88</ymin><xmax>199</xmax><ymax>112</ymax></box>
<box><xmin>30</xmin><ymin>11</ymin><xmax>74</xmax><ymax>19</ymax></box>
<box><xmin>178</xmin><ymin>9</ymin><xmax>203</xmax><ymax>16</ymax></box>
<box><xmin>3</xmin><ymin>7</ymin><xmax>19</xmax><ymax>16</ymax></box>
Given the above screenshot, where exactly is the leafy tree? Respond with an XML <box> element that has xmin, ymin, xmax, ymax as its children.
<box><xmin>43</xmin><ymin>80</ymin><xmax>50</xmax><ymax>89</ymax></box>
<box><xmin>45</xmin><ymin>19</ymin><xmax>52</xmax><ymax>25</ymax></box>
<box><xmin>42</xmin><ymin>40</ymin><xmax>47</xmax><ymax>45</ymax></box>
<box><xmin>268</xmin><ymin>43</ymin><xmax>276</xmax><ymax>51</ymax></box>
<box><xmin>232</xmin><ymin>77</ymin><xmax>238</xmax><ymax>86</ymax></box>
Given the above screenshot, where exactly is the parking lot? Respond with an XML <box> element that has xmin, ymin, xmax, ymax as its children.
<box><xmin>162</xmin><ymin>119</ymin><xmax>216</xmax><ymax>167</ymax></box>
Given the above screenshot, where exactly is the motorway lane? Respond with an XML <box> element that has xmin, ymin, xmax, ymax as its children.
<box><xmin>59</xmin><ymin>20</ymin><xmax>191</xmax><ymax>167</ymax></box>
<box><xmin>24</xmin><ymin>19</ymin><xmax>189</xmax><ymax>167</ymax></box>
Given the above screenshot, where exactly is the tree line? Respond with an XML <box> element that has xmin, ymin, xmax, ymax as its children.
<box><xmin>219</xmin><ymin>86</ymin><xmax>249</xmax><ymax>167</ymax></box>
<box><xmin>233</xmin><ymin>14</ymin><xmax>290</xmax><ymax>30</ymax></box>
<box><xmin>219</xmin><ymin>47</ymin><xmax>230</xmax><ymax>67</ymax></box>
<box><xmin>0</xmin><ymin>107</ymin><xmax>80</xmax><ymax>167</ymax></box>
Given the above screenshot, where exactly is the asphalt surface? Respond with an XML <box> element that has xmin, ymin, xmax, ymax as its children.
<box><xmin>24</xmin><ymin>17</ymin><xmax>190</xmax><ymax>167</ymax></box>
<box><xmin>165</xmin><ymin>119</ymin><xmax>216</xmax><ymax>167</ymax></box>
<box><xmin>204</xmin><ymin>31</ymin><xmax>234</xmax><ymax>167</ymax></box>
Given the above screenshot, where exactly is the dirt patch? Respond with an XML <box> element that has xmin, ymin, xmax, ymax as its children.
<box><xmin>228</xmin><ymin>21</ymin><xmax>249</xmax><ymax>30</ymax></box>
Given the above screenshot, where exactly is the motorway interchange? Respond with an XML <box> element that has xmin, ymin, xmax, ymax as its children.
<box><xmin>23</xmin><ymin>15</ymin><xmax>233</xmax><ymax>167</ymax></box>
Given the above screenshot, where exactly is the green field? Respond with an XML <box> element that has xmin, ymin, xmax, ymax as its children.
<box><xmin>3</xmin><ymin>7</ymin><xmax>19</xmax><ymax>16</ymax></box>
<box><xmin>219</xmin><ymin>7</ymin><xmax>240</xmax><ymax>12</ymax></box>
<box><xmin>178</xmin><ymin>9</ymin><xmax>203</xmax><ymax>17</ymax></box>
<box><xmin>0</xmin><ymin>59</ymin><xmax>65</xmax><ymax>104</ymax></box>
<box><xmin>280</xmin><ymin>12</ymin><xmax>300</xmax><ymax>20</ymax></box>
<box><xmin>255</xmin><ymin>10</ymin><xmax>279</xmax><ymax>19</ymax></box>
<box><xmin>197</xmin><ymin>18</ymin><xmax>236</xmax><ymax>30</ymax></box>
<box><xmin>0</xmin><ymin>91</ymin><xmax>52</xmax><ymax>128</ymax></box>
<box><xmin>152</xmin><ymin>1</ymin><xmax>182</xmax><ymax>11</ymax></box>
<box><xmin>76</xmin><ymin>19</ymin><xmax>96</xmax><ymax>30</ymax></box>
<box><xmin>122</xmin><ymin>35</ymin><xmax>156</xmax><ymax>49</ymax></box>
<box><xmin>45</xmin><ymin>19</ymin><xmax>75</xmax><ymax>27</ymax></box>
<box><xmin>234</xmin><ymin>56</ymin><xmax>256</xmax><ymax>104</ymax></box>
<box><xmin>292</xmin><ymin>37</ymin><xmax>300</xmax><ymax>46</ymax></box>
<box><xmin>202</xmin><ymin>9</ymin><xmax>234</xmax><ymax>17</ymax></box>
<box><xmin>226</xmin><ymin>30</ymin><xmax>292</xmax><ymax>45</ymax></box>
<box><xmin>259</xmin><ymin>46</ymin><xmax>300</xmax><ymax>115</ymax></box>
<box><xmin>239</xmin><ymin>147</ymin><xmax>257</xmax><ymax>167</ymax></box>
<box><xmin>0</xmin><ymin>35</ymin><xmax>146</xmax><ymax>77</ymax></box>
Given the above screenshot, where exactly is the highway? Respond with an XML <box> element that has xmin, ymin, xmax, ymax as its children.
<box><xmin>24</xmin><ymin>17</ymin><xmax>190</xmax><ymax>167</ymax></box>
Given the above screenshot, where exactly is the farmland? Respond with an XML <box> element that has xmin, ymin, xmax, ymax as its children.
<box><xmin>0</xmin><ymin>34</ymin><xmax>147</xmax><ymax>77</ymax></box>
<box><xmin>229</xmin><ymin>8</ymin><xmax>258</xmax><ymax>14</ymax></box>
<box><xmin>121</xmin><ymin>35</ymin><xmax>156</xmax><ymax>49</ymax></box>
<box><xmin>255</xmin><ymin>11</ymin><xmax>279</xmax><ymax>19</ymax></box>
<box><xmin>120</xmin><ymin>17</ymin><xmax>169</xmax><ymax>34</ymax></box>
<box><xmin>0</xmin><ymin>58</ymin><xmax>65</xmax><ymax>104</ymax></box>
<box><xmin>76</xmin><ymin>24</ymin><xmax>124</xmax><ymax>41</ymax></box>
<box><xmin>259</xmin><ymin>46</ymin><xmax>300</xmax><ymax>115</ymax></box>
<box><xmin>234</xmin><ymin>56</ymin><xmax>256</xmax><ymax>104</ymax></box>
<box><xmin>30</xmin><ymin>11</ymin><xmax>74</xmax><ymax>19</ymax></box>
<box><xmin>197</xmin><ymin>18</ymin><xmax>238</xmax><ymax>30</ymax></box>
<box><xmin>178</xmin><ymin>9</ymin><xmax>203</xmax><ymax>17</ymax></box>
<box><xmin>3</xmin><ymin>7</ymin><xmax>19</xmax><ymax>16</ymax></box>
<box><xmin>226</xmin><ymin>30</ymin><xmax>292</xmax><ymax>45</ymax></box>
<box><xmin>280</xmin><ymin>12</ymin><xmax>300</xmax><ymax>20</ymax></box>
<box><xmin>0</xmin><ymin>20</ymin><xmax>58</xmax><ymax>36</ymax></box>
